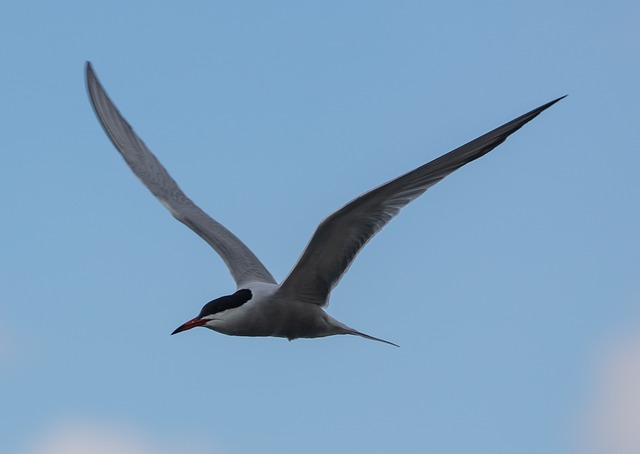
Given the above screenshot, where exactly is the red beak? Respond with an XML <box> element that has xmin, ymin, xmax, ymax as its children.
<box><xmin>171</xmin><ymin>316</ymin><xmax>207</xmax><ymax>335</ymax></box>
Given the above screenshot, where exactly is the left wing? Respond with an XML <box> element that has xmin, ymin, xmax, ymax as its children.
<box><xmin>86</xmin><ymin>62</ymin><xmax>277</xmax><ymax>287</ymax></box>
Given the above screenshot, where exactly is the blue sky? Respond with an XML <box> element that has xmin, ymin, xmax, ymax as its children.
<box><xmin>1</xmin><ymin>1</ymin><xmax>639</xmax><ymax>453</ymax></box>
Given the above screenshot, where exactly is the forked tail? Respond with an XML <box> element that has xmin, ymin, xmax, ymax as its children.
<box><xmin>327</xmin><ymin>315</ymin><xmax>399</xmax><ymax>347</ymax></box>
<box><xmin>349</xmin><ymin>329</ymin><xmax>399</xmax><ymax>347</ymax></box>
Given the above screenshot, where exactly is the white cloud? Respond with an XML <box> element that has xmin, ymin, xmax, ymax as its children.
<box><xmin>583</xmin><ymin>332</ymin><xmax>640</xmax><ymax>454</ymax></box>
<box><xmin>22</xmin><ymin>420</ymin><xmax>214</xmax><ymax>454</ymax></box>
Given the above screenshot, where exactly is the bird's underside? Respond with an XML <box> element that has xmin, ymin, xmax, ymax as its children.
<box><xmin>85</xmin><ymin>61</ymin><xmax>563</xmax><ymax>346</ymax></box>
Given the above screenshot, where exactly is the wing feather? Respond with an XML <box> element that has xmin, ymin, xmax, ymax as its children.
<box><xmin>278</xmin><ymin>96</ymin><xmax>565</xmax><ymax>305</ymax></box>
<box><xmin>85</xmin><ymin>62</ymin><xmax>276</xmax><ymax>287</ymax></box>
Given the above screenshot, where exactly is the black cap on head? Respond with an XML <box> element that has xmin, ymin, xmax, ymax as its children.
<box><xmin>199</xmin><ymin>289</ymin><xmax>252</xmax><ymax>317</ymax></box>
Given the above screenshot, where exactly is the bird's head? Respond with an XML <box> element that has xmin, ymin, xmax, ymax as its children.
<box><xmin>171</xmin><ymin>289</ymin><xmax>252</xmax><ymax>335</ymax></box>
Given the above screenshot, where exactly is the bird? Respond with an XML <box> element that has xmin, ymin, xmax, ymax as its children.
<box><xmin>86</xmin><ymin>61</ymin><xmax>563</xmax><ymax>347</ymax></box>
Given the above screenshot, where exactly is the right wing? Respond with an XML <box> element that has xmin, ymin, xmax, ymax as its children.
<box><xmin>86</xmin><ymin>62</ymin><xmax>276</xmax><ymax>287</ymax></box>
<box><xmin>278</xmin><ymin>96</ymin><xmax>565</xmax><ymax>305</ymax></box>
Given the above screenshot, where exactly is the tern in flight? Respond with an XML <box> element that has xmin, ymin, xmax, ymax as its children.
<box><xmin>86</xmin><ymin>62</ymin><xmax>563</xmax><ymax>347</ymax></box>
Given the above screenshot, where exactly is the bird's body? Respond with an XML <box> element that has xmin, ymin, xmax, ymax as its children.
<box><xmin>198</xmin><ymin>283</ymin><xmax>318</xmax><ymax>339</ymax></box>
<box><xmin>174</xmin><ymin>281</ymin><xmax>385</xmax><ymax>343</ymax></box>
<box><xmin>86</xmin><ymin>62</ymin><xmax>563</xmax><ymax>346</ymax></box>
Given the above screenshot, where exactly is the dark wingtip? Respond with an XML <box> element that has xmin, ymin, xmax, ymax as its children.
<box><xmin>85</xmin><ymin>61</ymin><xmax>98</xmax><ymax>94</ymax></box>
<box><xmin>547</xmin><ymin>94</ymin><xmax>568</xmax><ymax>107</ymax></box>
<box><xmin>530</xmin><ymin>95</ymin><xmax>567</xmax><ymax>116</ymax></box>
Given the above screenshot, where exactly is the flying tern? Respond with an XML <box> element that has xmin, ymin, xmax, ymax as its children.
<box><xmin>86</xmin><ymin>62</ymin><xmax>563</xmax><ymax>346</ymax></box>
